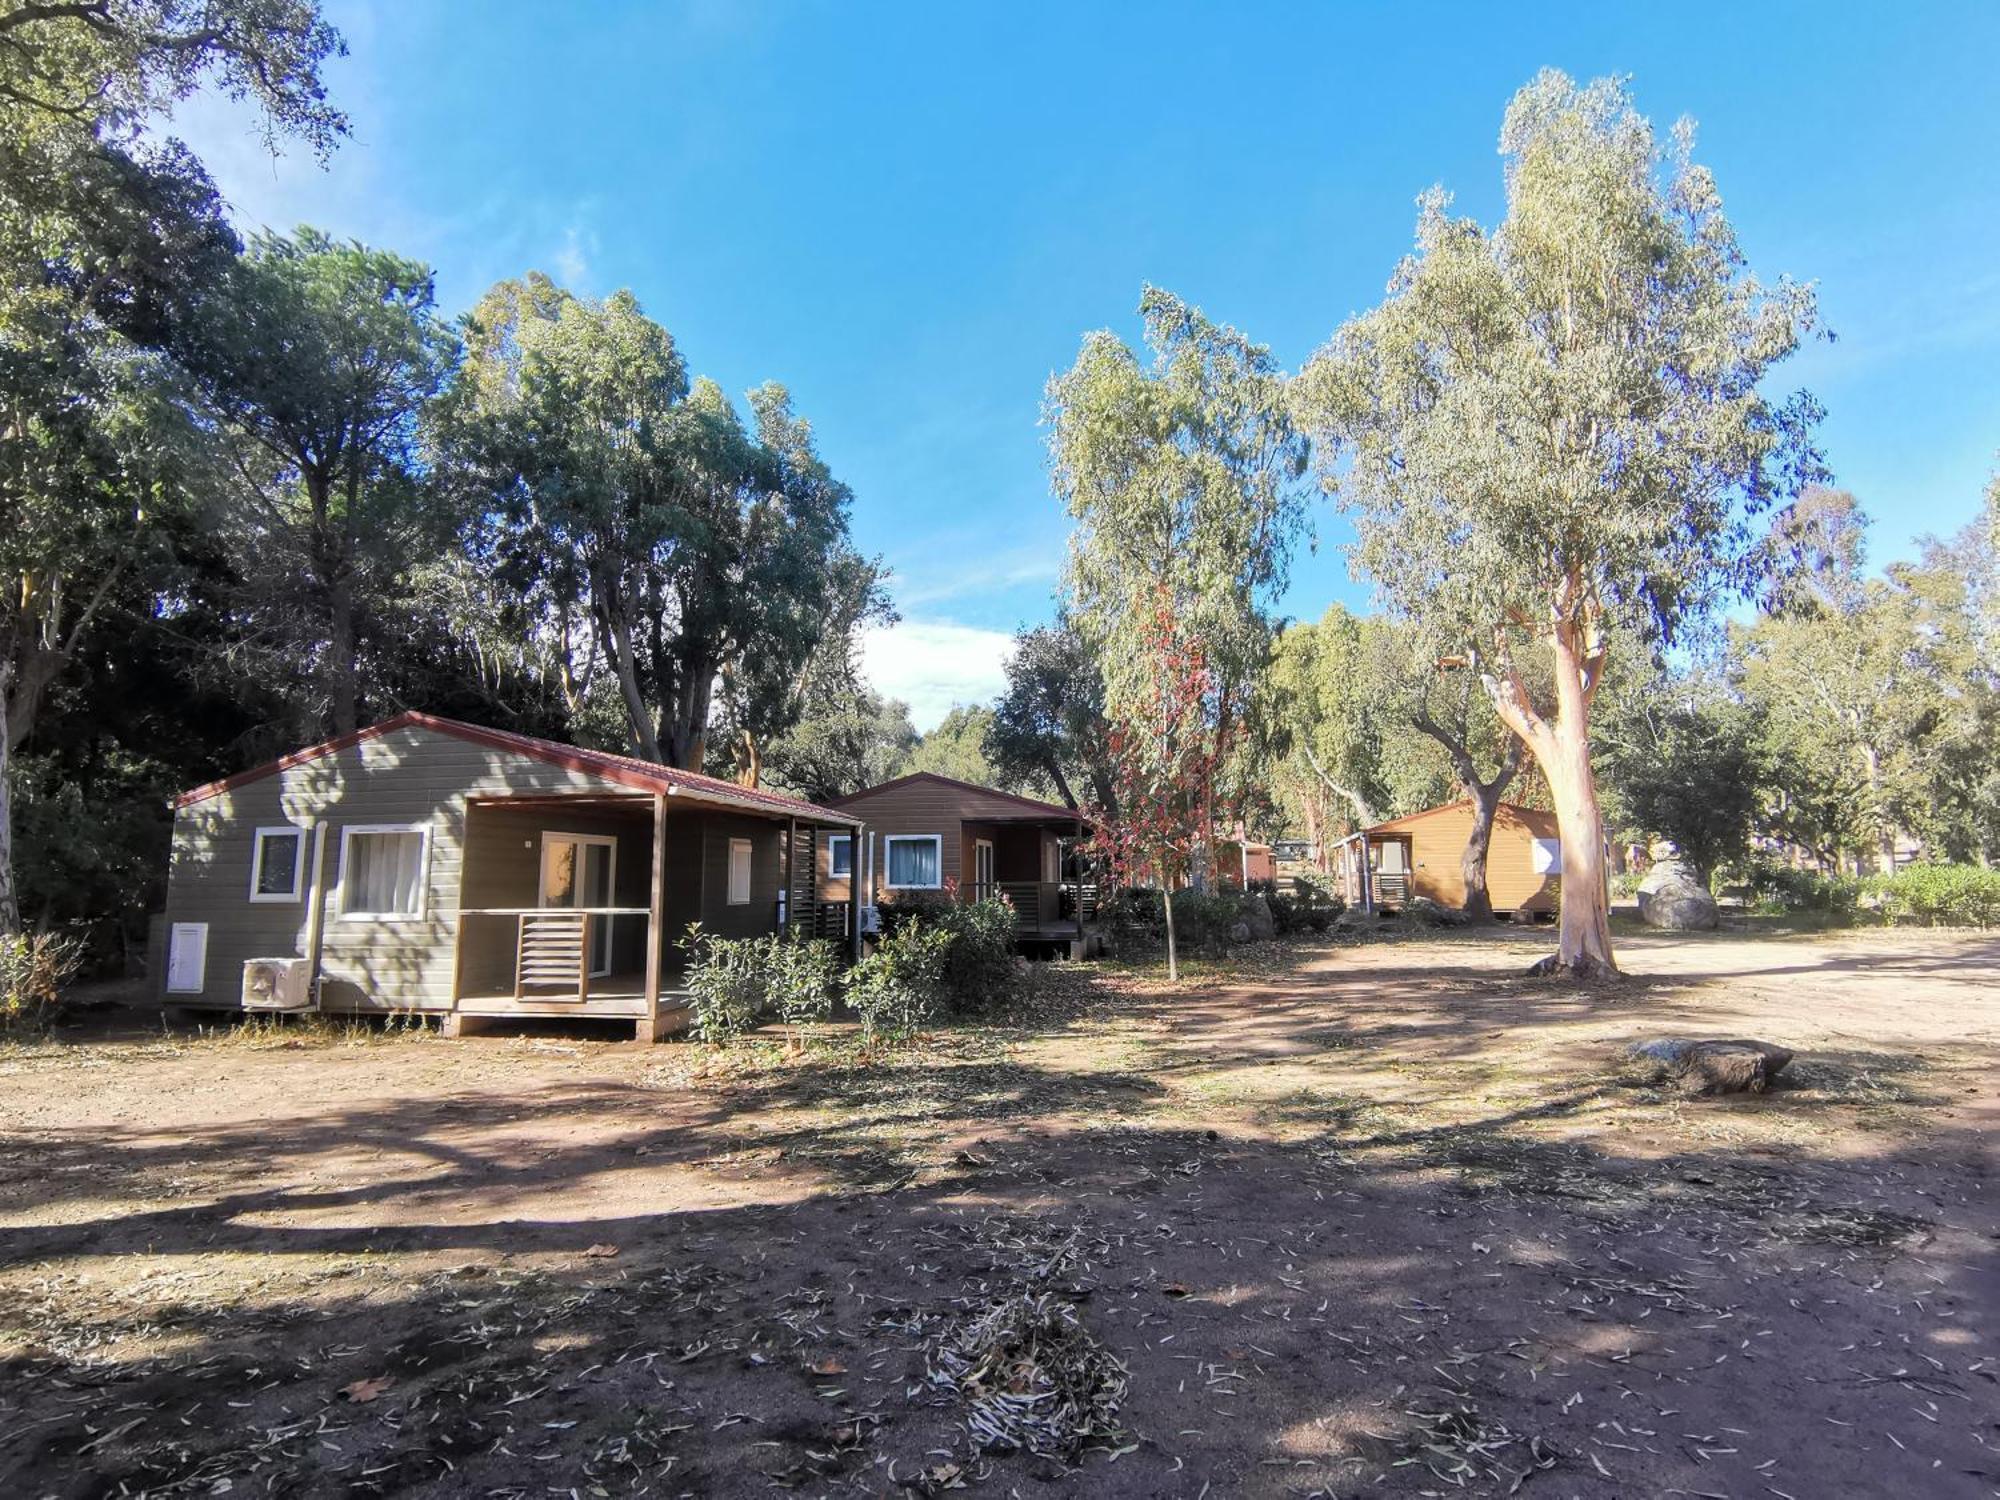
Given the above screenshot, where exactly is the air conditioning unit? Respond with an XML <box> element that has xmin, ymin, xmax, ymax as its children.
<box><xmin>242</xmin><ymin>957</ymin><xmax>315</xmax><ymax>1011</ymax></box>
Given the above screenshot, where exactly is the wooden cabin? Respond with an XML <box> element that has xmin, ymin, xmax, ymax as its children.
<box><xmin>1333</xmin><ymin>800</ymin><xmax>1561</xmax><ymax>919</ymax></box>
<box><xmin>154</xmin><ymin>712</ymin><xmax>860</xmax><ymax>1041</ymax></box>
<box><xmin>820</xmin><ymin>772</ymin><xmax>1104</xmax><ymax>956</ymax></box>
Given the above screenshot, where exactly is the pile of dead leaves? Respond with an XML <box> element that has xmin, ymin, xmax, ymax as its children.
<box><xmin>923</xmin><ymin>1289</ymin><xmax>1128</xmax><ymax>1459</ymax></box>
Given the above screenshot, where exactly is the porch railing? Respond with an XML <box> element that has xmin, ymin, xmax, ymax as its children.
<box><xmin>1372</xmin><ymin>873</ymin><xmax>1411</xmax><ymax>907</ymax></box>
<box><xmin>986</xmin><ymin>881</ymin><xmax>1101</xmax><ymax>932</ymax></box>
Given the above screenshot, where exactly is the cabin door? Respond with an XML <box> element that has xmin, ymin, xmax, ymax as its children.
<box><xmin>973</xmin><ymin>839</ymin><xmax>995</xmax><ymax>901</ymax></box>
<box><xmin>540</xmin><ymin>834</ymin><xmax>616</xmax><ymax>977</ymax></box>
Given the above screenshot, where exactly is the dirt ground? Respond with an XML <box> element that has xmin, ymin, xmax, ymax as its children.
<box><xmin>1</xmin><ymin>926</ymin><xmax>1995</xmax><ymax>1499</ymax></box>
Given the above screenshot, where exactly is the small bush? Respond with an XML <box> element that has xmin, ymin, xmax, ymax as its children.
<box><xmin>1737</xmin><ymin>861</ymin><xmax>1866</xmax><ymax>919</ymax></box>
<box><xmin>683</xmin><ymin>925</ymin><xmax>843</xmax><ymax>1042</ymax></box>
<box><xmin>848</xmin><ymin>920</ymin><xmax>955</xmax><ymax>1041</ymax></box>
<box><xmin>682</xmin><ymin>924</ymin><xmax>769</xmax><ymax>1042</ymax></box>
<box><xmin>1875</xmin><ymin>864</ymin><xmax>2000</xmax><ymax>927</ymax></box>
<box><xmin>763</xmin><ymin>933</ymin><xmax>844</xmax><ymax>1027</ymax></box>
<box><xmin>0</xmin><ymin>931</ymin><xmax>84</xmax><ymax>1034</ymax></box>
<box><xmin>878</xmin><ymin>887</ymin><xmax>957</xmax><ymax>938</ymax></box>
<box><xmin>933</xmin><ymin>895</ymin><xmax>1019</xmax><ymax>1015</ymax></box>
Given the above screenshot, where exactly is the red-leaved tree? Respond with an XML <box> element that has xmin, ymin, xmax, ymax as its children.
<box><xmin>1089</xmin><ymin>591</ymin><xmax>1240</xmax><ymax>981</ymax></box>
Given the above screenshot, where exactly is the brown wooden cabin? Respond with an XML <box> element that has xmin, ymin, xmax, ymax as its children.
<box><xmin>819</xmin><ymin>772</ymin><xmax>1104</xmax><ymax>956</ymax></box>
<box><xmin>1334</xmin><ymin>800</ymin><xmax>1560</xmax><ymax>919</ymax></box>
<box><xmin>154</xmin><ymin>712</ymin><xmax>860</xmax><ymax>1041</ymax></box>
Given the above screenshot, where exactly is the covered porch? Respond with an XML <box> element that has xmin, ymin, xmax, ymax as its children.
<box><xmin>962</xmin><ymin>814</ymin><xmax>1103</xmax><ymax>951</ymax></box>
<box><xmin>1332</xmin><ymin>827</ymin><xmax>1414</xmax><ymax>913</ymax></box>
<box><xmin>449</xmin><ymin>790</ymin><xmax>855</xmax><ymax>1041</ymax></box>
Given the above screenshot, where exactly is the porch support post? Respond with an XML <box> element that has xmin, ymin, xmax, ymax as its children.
<box><xmin>640</xmin><ymin>791</ymin><xmax>667</xmax><ymax>1042</ymax></box>
<box><xmin>851</xmin><ymin>820</ymin><xmax>867</xmax><ymax>964</ymax></box>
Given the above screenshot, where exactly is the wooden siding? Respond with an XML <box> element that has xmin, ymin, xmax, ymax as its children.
<box><xmin>1373</xmin><ymin>801</ymin><xmax>1561</xmax><ymax>914</ymax></box>
<box><xmin>821</xmin><ymin>777</ymin><xmax>1080</xmax><ymax>904</ymax></box>
<box><xmin>159</xmin><ymin>721</ymin><xmax>804</xmax><ymax>1013</ymax></box>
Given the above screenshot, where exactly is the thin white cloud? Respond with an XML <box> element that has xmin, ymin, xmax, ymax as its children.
<box><xmin>860</xmin><ymin>620</ymin><xmax>1014</xmax><ymax>732</ymax></box>
<box><xmin>891</xmin><ymin>547</ymin><xmax>1061</xmax><ymax>609</ymax></box>
<box><xmin>552</xmin><ymin>223</ymin><xmax>599</xmax><ymax>291</ymax></box>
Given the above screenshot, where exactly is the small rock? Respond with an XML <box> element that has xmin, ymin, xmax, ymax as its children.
<box><xmin>1630</xmin><ymin>1037</ymin><xmax>1794</xmax><ymax>1095</ymax></box>
<box><xmin>1228</xmin><ymin>920</ymin><xmax>1252</xmax><ymax>944</ymax></box>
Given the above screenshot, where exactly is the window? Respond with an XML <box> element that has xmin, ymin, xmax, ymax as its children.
<box><xmin>166</xmin><ymin>922</ymin><xmax>207</xmax><ymax>994</ymax></box>
<box><xmin>339</xmin><ymin>825</ymin><xmax>429</xmax><ymax>919</ymax></box>
<box><xmin>883</xmin><ymin>834</ymin><xmax>942</xmax><ymax>889</ymax></box>
<box><xmin>1531</xmin><ymin>838</ymin><xmax>1562</xmax><ymax>875</ymax></box>
<box><xmin>250</xmin><ymin>826</ymin><xmax>305</xmax><ymax>903</ymax></box>
<box><xmin>826</xmin><ymin>834</ymin><xmax>853</xmax><ymax>878</ymax></box>
<box><xmin>727</xmin><ymin>838</ymin><xmax>754</xmax><ymax>905</ymax></box>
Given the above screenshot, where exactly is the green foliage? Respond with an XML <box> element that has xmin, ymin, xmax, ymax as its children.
<box><xmin>847</xmin><ymin>920</ymin><xmax>955</xmax><ymax>1042</ymax></box>
<box><xmin>1049</xmin><ymin>284</ymin><xmax>1308</xmax><ymax>752</ymax></box>
<box><xmin>440</xmin><ymin>273</ymin><xmax>862</xmax><ymax>770</ymax></box>
<box><xmin>1259</xmin><ymin>879</ymin><xmax>1343</xmax><ymax>935</ymax></box>
<box><xmin>0</xmin><ymin>930</ymin><xmax>83</xmax><ymax>1033</ymax></box>
<box><xmin>1874</xmin><ymin>865</ymin><xmax>2000</xmax><ymax>928</ymax></box>
<box><xmin>933</xmin><ymin>895</ymin><xmax>1018</xmax><ymax>1014</ymax></box>
<box><xmin>1597</xmin><ymin>678</ymin><xmax>1764</xmax><ymax>880</ymax></box>
<box><xmin>902</xmin><ymin>704</ymin><xmax>1007</xmax><ymax>788</ymax></box>
<box><xmin>846</xmin><ymin>895</ymin><xmax>1019</xmax><ymax>1042</ymax></box>
<box><xmin>1735</xmin><ymin>861</ymin><xmax>1866</xmax><ymax>920</ymax></box>
<box><xmin>987</xmin><ymin>616</ymin><xmax>1114</xmax><ymax>813</ymax></box>
<box><xmin>681</xmin><ymin>924</ymin><xmax>842</xmax><ymax>1042</ymax></box>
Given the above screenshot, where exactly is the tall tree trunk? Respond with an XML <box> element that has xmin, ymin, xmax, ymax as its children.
<box><xmin>737</xmin><ymin>726</ymin><xmax>762</xmax><ymax>788</ymax></box>
<box><xmin>1411</xmin><ymin>713</ymin><xmax>1523</xmax><ymax>921</ymax></box>
<box><xmin>327</xmin><ymin>574</ymin><xmax>357</xmax><ymax>738</ymax></box>
<box><xmin>1161</xmin><ymin>881</ymin><xmax>1178</xmax><ymax>983</ymax></box>
<box><xmin>0</xmin><ymin>663</ymin><xmax>17</xmax><ymax>936</ymax></box>
<box><xmin>1460</xmin><ymin>779</ymin><xmax>1503</xmax><ymax>922</ymax></box>
<box><xmin>1482</xmin><ymin>608</ymin><xmax>1616</xmax><ymax>978</ymax></box>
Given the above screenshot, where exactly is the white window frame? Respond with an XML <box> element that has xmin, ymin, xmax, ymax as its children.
<box><xmin>826</xmin><ymin>833</ymin><xmax>853</xmax><ymax>878</ymax></box>
<box><xmin>883</xmin><ymin>833</ymin><xmax>944</xmax><ymax>890</ymax></box>
<box><xmin>248</xmin><ymin>824</ymin><xmax>306</xmax><ymax>904</ymax></box>
<box><xmin>1531</xmin><ymin>837</ymin><xmax>1562</xmax><ymax>875</ymax></box>
<box><xmin>336</xmin><ymin>822</ymin><xmax>432</xmax><ymax>922</ymax></box>
<box><xmin>726</xmin><ymin>837</ymin><xmax>754</xmax><ymax>906</ymax></box>
<box><xmin>166</xmin><ymin>922</ymin><xmax>208</xmax><ymax>994</ymax></box>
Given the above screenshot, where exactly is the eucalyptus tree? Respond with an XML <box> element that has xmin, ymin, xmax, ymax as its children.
<box><xmin>1294</xmin><ymin>71</ymin><xmax>1823</xmax><ymax>976</ymax></box>
<box><xmin>186</xmin><ymin>228</ymin><xmax>460</xmax><ymax>739</ymax></box>
<box><xmin>1049</xmin><ymin>286</ymin><xmax>1310</xmax><ymax>874</ymax></box>
<box><xmin>442</xmin><ymin>275</ymin><xmax>859</xmax><ymax>770</ymax></box>
<box><xmin>986</xmin><ymin>615</ymin><xmax>1117</xmax><ymax>815</ymax></box>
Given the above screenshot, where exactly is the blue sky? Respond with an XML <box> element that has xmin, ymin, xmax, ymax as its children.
<box><xmin>176</xmin><ymin>2</ymin><xmax>2000</xmax><ymax>728</ymax></box>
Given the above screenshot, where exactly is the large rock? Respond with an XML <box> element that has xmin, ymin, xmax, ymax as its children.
<box><xmin>1630</xmin><ymin>1037</ymin><xmax>1795</xmax><ymax>1095</ymax></box>
<box><xmin>1637</xmin><ymin>860</ymin><xmax>1719</xmax><ymax>930</ymax></box>
<box><xmin>1239</xmin><ymin>893</ymin><xmax>1277</xmax><ymax>941</ymax></box>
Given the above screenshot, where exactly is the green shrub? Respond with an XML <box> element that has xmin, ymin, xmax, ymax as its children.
<box><xmin>683</xmin><ymin>925</ymin><xmax>843</xmax><ymax>1042</ymax></box>
<box><xmin>878</xmin><ymin>888</ymin><xmax>957</xmax><ymax>938</ymax></box>
<box><xmin>1737</xmin><ymin>861</ymin><xmax>1866</xmax><ymax>919</ymax></box>
<box><xmin>1609</xmin><ymin>870</ymin><xmax>1646</xmax><ymax>900</ymax></box>
<box><xmin>763</xmin><ymin>933</ymin><xmax>844</xmax><ymax>1027</ymax></box>
<box><xmin>1267</xmin><ymin>878</ymin><xmax>1344</xmax><ymax>935</ymax></box>
<box><xmin>847</xmin><ymin>921</ymin><xmax>955</xmax><ymax>1041</ymax></box>
<box><xmin>933</xmin><ymin>895</ymin><xmax>1019</xmax><ymax>1015</ymax></box>
<box><xmin>0</xmin><ymin>930</ymin><xmax>84</xmax><ymax>1034</ymax></box>
<box><xmin>1875</xmin><ymin>864</ymin><xmax>2000</xmax><ymax>927</ymax></box>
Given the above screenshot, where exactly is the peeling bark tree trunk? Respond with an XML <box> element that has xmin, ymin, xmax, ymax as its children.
<box><xmin>1481</xmin><ymin>603</ymin><xmax>1617</xmax><ymax>979</ymax></box>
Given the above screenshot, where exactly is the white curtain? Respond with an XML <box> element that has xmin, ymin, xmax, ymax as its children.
<box><xmin>888</xmin><ymin>838</ymin><xmax>939</xmax><ymax>887</ymax></box>
<box><xmin>346</xmin><ymin>831</ymin><xmax>423</xmax><ymax>914</ymax></box>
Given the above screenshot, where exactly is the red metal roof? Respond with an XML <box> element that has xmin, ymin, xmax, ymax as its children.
<box><xmin>171</xmin><ymin>711</ymin><xmax>861</xmax><ymax>823</ymax></box>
